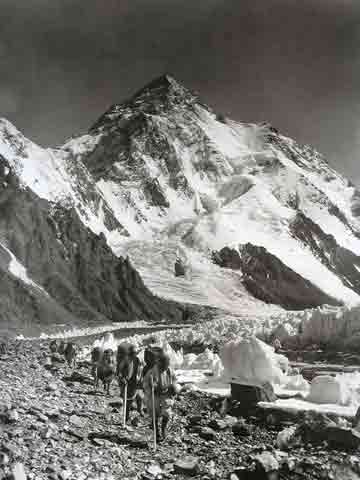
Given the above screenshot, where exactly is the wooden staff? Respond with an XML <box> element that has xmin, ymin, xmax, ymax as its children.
<box><xmin>123</xmin><ymin>381</ymin><xmax>128</xmax><ymax>427</ymax></box>
<box><xmin>151</xmin><ymin>374</ymin><xmax>157</xmax><ymax>451</ymax></box>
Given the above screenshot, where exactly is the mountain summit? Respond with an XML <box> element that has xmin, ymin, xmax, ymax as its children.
<box><xmin>1</xmin><ymin>76</ymin><xmax>360</xmax><ymax>335</ymax></box>
<box><xmin>90</xmin><ymin>74</ymin><xmax>199</xmax><ymax>133</ymax></box>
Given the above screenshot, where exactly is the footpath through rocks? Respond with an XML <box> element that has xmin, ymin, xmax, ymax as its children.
<box><xmin>0</xmin><ymin>340</ymin><xmax>359</xmax><ymax>480</ymax></box>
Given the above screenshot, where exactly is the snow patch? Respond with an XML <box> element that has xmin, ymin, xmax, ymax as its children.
<box><xmin>0</xmin><ymin>241</ymin><xmax>47</xmax><ymax>294</ymax></box>
<box><xmin>260</xmin><ymin>398</ymin><xmax>357</xmax><ymax>418</ymax></box>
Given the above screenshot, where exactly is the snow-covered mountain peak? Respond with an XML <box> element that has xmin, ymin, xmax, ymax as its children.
<box><xmin>89</xmin><ymin>74</ymin><xmax>200</xmax><ymax>135</ymax></box>
<box><xmin>2</xmin><ymin>77</ymin><xmax>360</xmax><ymax>337</ymax></box>
<box><xmin>55</xmin><ymin>78</ymin><xmax>360</xmax><ymax>311</ymax></box>
<box><xmin>130</xmin><ymin>73</ymin><xmax>192</xmax><ymax>101</ymax></box>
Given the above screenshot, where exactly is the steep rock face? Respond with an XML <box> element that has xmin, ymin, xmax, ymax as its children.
<box><xmin>213</xmin><ymin>244</ymin><xmax>341</xmax><ymax>310</ymax></box>
<box><xmin>212</xmin><ymin>247</ymin><xmax>242</xmax><ymax>270</ymax></box>
<box><xmin>0</xmin><ymin>156</ymin><xmax>183</xmax><ymax>335</ymax></box>
<box><xmin>290</xmin><ymin>212</ymin><xmax>360</xmax><ymax>295</ymax></box>
<box><xmin>0</xmin><ymin>266</ymin><xmax>79</xmax><ymax>338</ymax></box>
<box><xmin>239</xmin><ymin>243</ymin><xmax>341</xmax><ymax>310</ymax></box>
<box><xmin>143</xmin><ymin>178</ymin><xmax>170</xmax><ymax>207</ymax></box>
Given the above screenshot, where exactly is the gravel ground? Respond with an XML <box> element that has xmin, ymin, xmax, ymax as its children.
<box><xmin>0</xmin><ymin>340</ymin><xmax>359</xmax><ymax>480</ymax></box>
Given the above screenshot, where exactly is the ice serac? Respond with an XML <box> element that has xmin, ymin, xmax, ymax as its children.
<box><xmin>220</xmin><ymin>337</ymin><xmax>286</xmax><ymax>387</ymax></box>
<box><xmin>295</xmin><ymin>304</ymin><xmax>360</xmax><ymax>350</ymax></box>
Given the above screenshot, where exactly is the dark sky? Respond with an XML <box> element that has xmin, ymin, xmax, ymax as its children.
<box><xmin>1</xmin><ymin>0</ymin><xmax>360</xmax><ymax>181</ymax></box>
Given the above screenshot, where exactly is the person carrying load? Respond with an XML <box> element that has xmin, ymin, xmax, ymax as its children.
<box><xmin>143</xmin><ymin>353</ymin><xmax>178</xmax><ymax>443</ymax></box>
<box><xmin>125</xmin><ymin>344</ymin><xmax>144</xmax><ymax>420</ymax></box>
<box><xmin>142</xmin><ymin>337</ymin><xmax>163</xmax><ymax>378</ymax></box>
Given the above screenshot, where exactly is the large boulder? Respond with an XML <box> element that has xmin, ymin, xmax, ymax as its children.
<box><xmin>297</xmin><ymin>412</ymin><xmax>360</xmax><ymax>450</ymax></box>
<box><xmin>323</xmin><ymin>426</ymin><xmax>360</xmax><ymax>450</ymax></box>
<box><xmin>174</xmin><ymin>457</ymin><xmax>199</xmax><ymax>476</ymax></box>
<box><xmin>230</xmin><ymin>381</ymin><xmax>276</xmax><ymax>406</ymax></box>
<box><xmin>255</xmin><ymin>452</ymin><xmax>279</xmax><ymax>476</ymax></box>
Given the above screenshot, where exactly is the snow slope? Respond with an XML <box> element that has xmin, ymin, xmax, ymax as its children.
<box><xmin>0</xmin><ymin>119</ymin><xmax>127</xmax><ymax>244</ymax></box>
